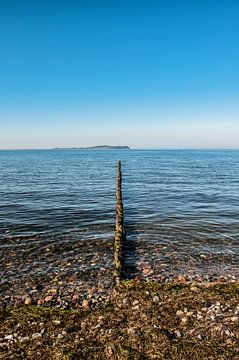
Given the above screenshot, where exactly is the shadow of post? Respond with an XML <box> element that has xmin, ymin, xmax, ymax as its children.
<box><xmin>120</xmin><ymin>162</ymin><xmax>141</xmax><ymax>280</ymax></box>
<box><xmin>124</xmin><ymin>218</ymin><xmax>140</xmax><ymax>279</ymax></box>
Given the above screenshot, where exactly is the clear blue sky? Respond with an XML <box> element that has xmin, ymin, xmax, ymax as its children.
<box><xmin>0</xmin><ymin>0</ymin><xmax>239</xmax><ymax>149</ymax></box>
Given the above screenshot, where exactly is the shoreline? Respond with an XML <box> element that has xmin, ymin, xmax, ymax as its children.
<box><xmin>0</xmin><ymin>281</ymin><xmax>238</xmax><ymax>359</ymax></box>
<box><xmin>1</xmin><ymin>277</ymin><xmax>238</xmax><ymax>310</ymax></box>
<box><xmin>1</xmin><ymin>231</ymin><xmax>238</xmax><ymax>358</ymax></box>
<box><xmin>1</xmin><ymin>235</ymin><xmax>238</xmax><ymax>309</ymax></box>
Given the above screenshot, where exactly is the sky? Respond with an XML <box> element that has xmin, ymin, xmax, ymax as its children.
<box><xmin>0</xmin><ymin>0</ymin><xmax>239</xmax><ymax>149</ymax></box>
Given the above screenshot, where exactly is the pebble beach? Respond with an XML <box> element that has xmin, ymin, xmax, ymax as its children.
<box><xmin>1</xmin><ymin>233</ymin><xmax>238</xmax><ymax>311</ymax></box>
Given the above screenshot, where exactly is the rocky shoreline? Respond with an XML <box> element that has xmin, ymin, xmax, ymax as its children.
<box><xmin>1</xmin><ymin>235</ymin><xmax>238</xmax><ymax>310</ymax></box>
<box><xmin>1</xmin><ymin>234</ymin><xmax>239</xmax><ymax>359</ymax></box>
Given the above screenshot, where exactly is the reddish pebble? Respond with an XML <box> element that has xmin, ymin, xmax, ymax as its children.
<box><xmin>142</xmin><ymin>267</ymin><xmax>151</xmax><ymax>275</ymax></box>
<box><xmin>37</xmin><ymin>299</ymin><xmax>45</xmax><ymax>305</ymax></box>
<box><xmin>44</xmin><ymin>295</ymin><xmax>53</xmax><ymax>302</ymax></box>
<box><xmin>82</xmin><ymin>299</ymin><xmax>90</xmax><ymax>309</ymax></box>
<box><xmin>177</xmin><ymin>275</ymin><xmax>187</xmax><ymax>283</ymax></box>
<box><xmin>72</xmin><ymin>294</ymin><xmax>79</xmax><ymax>302</ymax></box>
<box><xmin>24</xmin><ymin>297</ymin><xmax>32</xmax><ymax>305</ymax></box>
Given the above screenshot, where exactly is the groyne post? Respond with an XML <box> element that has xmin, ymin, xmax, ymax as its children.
<box><xmin>113</xmin><ymin>160</ymin><xmax>126</xmax><ymax>285</ymax></box>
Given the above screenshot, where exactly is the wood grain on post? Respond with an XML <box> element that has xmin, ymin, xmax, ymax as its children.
<box><xmin>113</xmin><ymin>160</ymin><xmax>126</xmax><ymax>285</ymax></box>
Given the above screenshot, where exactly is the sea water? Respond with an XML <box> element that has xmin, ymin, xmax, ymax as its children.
<box><xmin>0</xmin><ymin>149</ymin><xmax>239</xmax><ymax>277</ymax></box>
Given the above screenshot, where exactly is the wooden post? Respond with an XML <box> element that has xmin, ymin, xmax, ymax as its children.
<box><xmin>113</xmin><ymin>160</ymin><xmax>126</xmax><ymax>285</ymax></box>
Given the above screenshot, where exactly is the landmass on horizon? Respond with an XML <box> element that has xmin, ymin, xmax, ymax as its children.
<box><xmin>53</xmin><ymin>145</ymin><xmax>130</xmax><ymax>150</ymax></box>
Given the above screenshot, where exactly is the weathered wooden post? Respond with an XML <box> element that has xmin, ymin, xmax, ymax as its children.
<box><xmin>113</xmin><ymin>160</ymin><xmax>126</xmax><ymax>285</ymax></box>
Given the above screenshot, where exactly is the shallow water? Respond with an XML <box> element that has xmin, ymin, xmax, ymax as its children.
<box><xmin>0</xmin><ymin>149</ymin><xmax>239</xmax><ymax>280</ymax></box>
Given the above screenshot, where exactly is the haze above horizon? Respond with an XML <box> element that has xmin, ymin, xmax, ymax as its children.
<box><xmin>0</xmin><ymin>1</ymin><xmax>239</xmax><ymax>149</ymax></box>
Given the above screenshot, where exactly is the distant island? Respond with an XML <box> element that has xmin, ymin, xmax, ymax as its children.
<box><xmin>53</xmin><ymin>145</ymin><xmax>130</xmax><ymax>150</ymax></box>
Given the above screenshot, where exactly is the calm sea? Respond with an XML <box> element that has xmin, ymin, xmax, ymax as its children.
<box><xmin>0</xmin><ymin>149</ymin><xmax>239</xmax><ymax>276</ymax></box>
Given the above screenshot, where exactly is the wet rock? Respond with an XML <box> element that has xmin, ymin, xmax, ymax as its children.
<box><xmin>37</xmin><ymin>299</ymin><xmax>44</xmax><ymax>305</ymax></box>
<box><xmin>72</xmin><ymin>294</ymin><xmax>79</xmax><ymax>302</ymax></box>
<box><xmin>24</xmin><ymin>297</ymin><xmax>32</xmax><ymax>305</ymax></box>
<box><xmin>177</xmin><ymin>275</ymin><xmax>187</xmax><ymax>283</ymax></box>
<box><xmin>142</xmin><ymin>266</ymin><xmax>153</xmax><ymax>275</ymax></box>
<box><xmin>82</xmin><ymin>299</ymin><xmax>90</xmax><ymax>309</ymax></box>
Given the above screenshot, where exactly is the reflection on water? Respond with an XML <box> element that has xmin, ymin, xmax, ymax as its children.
<box><xmin>0</xmin><ymin>149</ymin><xmax>239</xmax><ymax>278</ymax></box>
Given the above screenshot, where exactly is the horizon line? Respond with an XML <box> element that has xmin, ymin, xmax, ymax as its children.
<box><xmin>0</xmin><ymin>147</ymin><xmax>239</xmax><ymax>151</ymax></box>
